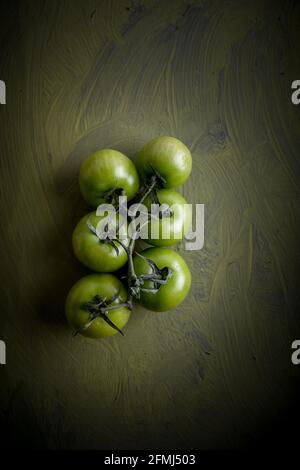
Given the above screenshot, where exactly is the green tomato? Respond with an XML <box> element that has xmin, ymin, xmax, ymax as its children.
<box><xmin>137</xmin><ymin>136</ymin><xmax>192</xmax><ymax>188</ymax></box>
<box><xmin>79</xmin><ymin>149</ymin><xmax>139</xmax><ymax>208</ymax></box>
<box><xmin>72</xmin><ymin>211</ymin><xmax>129</xmax><ymax>272</ymax></box>
<box><xmin>133</xmin><ymin>247</ymin><xmax>191</xmax><ymax>312</ymax></box>
<box><xmin>66</xmin><ymin>274</ymin><xmax>131</xmax><ymax>338</ymax></box>
<box><xmin>143</xmin><ymin>189</ymin><xmax>191</xmax><ymax>246</ymax></box>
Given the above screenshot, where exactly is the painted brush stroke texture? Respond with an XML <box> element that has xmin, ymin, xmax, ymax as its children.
<box><xmin>0</xmin><ymin>0</ymin><xmax>299</xmax><ymax>449</ymax></box>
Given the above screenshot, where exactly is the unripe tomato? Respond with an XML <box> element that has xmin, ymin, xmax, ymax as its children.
<box><xmin>79</xmin><ymin>149</ymin><xmax>139</xmax><ymax>208</ymax></box>
<box><xmin>137</xmin><ymin>136</ymin><xmax>192</xmax><ymax>188</ymax></box>
<box><xmin>66</xmin><ymin>274</ymin><xmax>131</xmax><ymax>338</ymax></box>
<box><xmin>143</xmin><ymin>189</ymin><xmax>191</xmax><ymax>246</ymax></box>
<box><xmin>72</xmin><ymin>212</ymin><xmax>129</xmax><ymax>272</ymax></box>
<box><xmin>133</xmin><ymin>247</ymin><xmax>191</xmax><ymax>312</ymax></box>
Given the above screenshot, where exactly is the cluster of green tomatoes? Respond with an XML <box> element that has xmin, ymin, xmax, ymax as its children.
<box><xmin>65</xmin><ymin>136</ymin><xmax>193</xmax><ymax>339</ymax></box>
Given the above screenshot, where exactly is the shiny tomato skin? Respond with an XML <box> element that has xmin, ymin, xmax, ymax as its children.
<box><xmin>79</xmin><ymin>149</ymin><xmax>139</xmax><ymax>208</ymax></box>
<box><xmin>72</xmin><ymin>212</ymin><xmax>129</xmax><ymax>272</ymax></box>
<box><xmin>133</xmin><ymin>247</ymin><xmax>191</xmax><ymax>312</ymax></box>
<box><xmin>65</xmin><ymin>274</ymin><xmax>130</xmax><ymax>338</ymax></box>
<box><xmin>143</xmin><ymin>189</ymin><xmax>191</xmax><ymax>246</ymax></box>
<box><xmin>137</xmin><ymin>136</ymin><xmax>192</xmax><ymax>188</ymax></box>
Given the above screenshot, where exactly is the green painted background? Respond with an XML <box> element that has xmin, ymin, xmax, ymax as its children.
<box><xmin>0</xmin><ymin>0</ymin><xmax>300</xmax><ymax>449</ymax></box>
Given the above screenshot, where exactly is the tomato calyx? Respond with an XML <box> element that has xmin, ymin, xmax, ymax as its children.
<box><xmin>128</xmin><ymin>252</ymin><xmax>173</xmax><ymax>299</ymax></box>
<box><xmin>86</xmin><ymin>218</ymin><xmax>123</xmax><ymax>256</ymax></box>
<box><xmin>74</xmin><ymin>292</ymin><xmax>132</xmax><ymax>337</ymax></box>
<box><xmin>149</xmin><ymin>191</ymin><xmax>173</xmax><ymax>219</ymax></box>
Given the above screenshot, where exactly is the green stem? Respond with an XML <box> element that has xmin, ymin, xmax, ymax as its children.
<box><xmin>136</xmin><ymin>175</ymin><xmax>157</xmax><ymax>207</ymax></box>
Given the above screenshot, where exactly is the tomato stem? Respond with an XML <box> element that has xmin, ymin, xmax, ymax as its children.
<box><xmin>103</xmin><ymin>187</ymin><xmax>125</xmax><ymax>206</ymax></box>
<box><xmin>125</xmin><ymin>175</ymin><xmax>161</xmax><ymax>298</ymax></box>
<box><xmin>137</xmin><ymin>175</ymin><xmax>157</xmax><ymax>205</ymax></box>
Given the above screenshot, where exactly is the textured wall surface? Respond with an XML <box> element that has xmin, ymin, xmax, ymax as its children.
<box><xmin>0</xmin><ymin>0</ymin><xmax>300</xmax><ymax>449</ymax></box>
